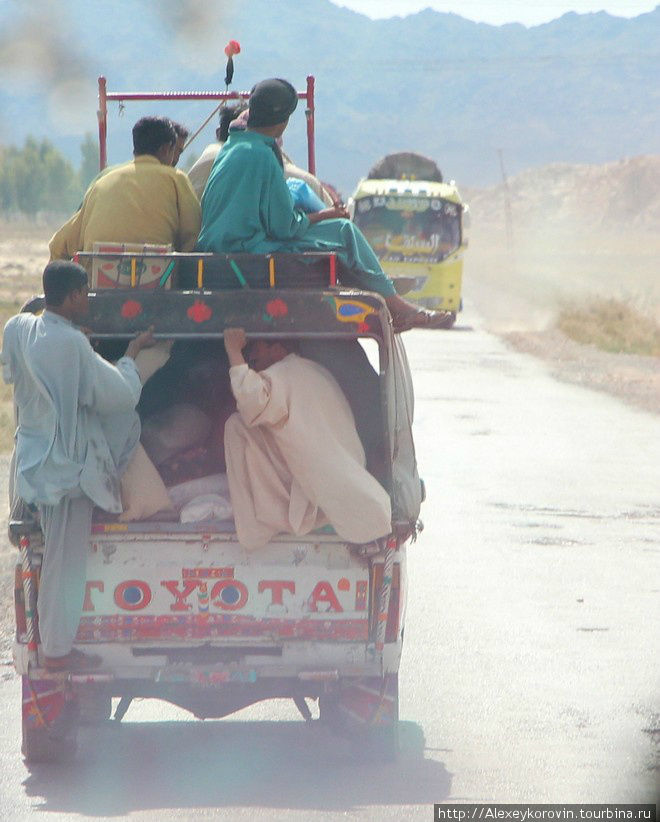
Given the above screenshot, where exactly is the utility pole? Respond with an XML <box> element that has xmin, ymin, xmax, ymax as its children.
<box><xmin>498</xmin><ymin>148</ymin><xmax>514</xmax><ymax>249</ymax></box>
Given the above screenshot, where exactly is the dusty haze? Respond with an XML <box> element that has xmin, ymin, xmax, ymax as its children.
<box><xmin>463</xmin><ymin>154</ymin><xmax>660</xmax><ymax>331</ymax></box>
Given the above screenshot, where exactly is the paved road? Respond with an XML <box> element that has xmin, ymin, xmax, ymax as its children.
<box><xmin>0</xmin><ymin>306</ymin><xmax>658</xmax><ymax>819</ymax></box>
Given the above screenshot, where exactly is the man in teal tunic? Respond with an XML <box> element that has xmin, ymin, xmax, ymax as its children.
<box><xmin>197</xmin><ymin>78</ymin><xmax>451</xmax><ymax>330</ymax></box>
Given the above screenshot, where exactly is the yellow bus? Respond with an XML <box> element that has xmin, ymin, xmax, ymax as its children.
<box><xmin>351</xmin><ymin>153</ymin><xmax>468</xmax><ymax>326</ymax></box>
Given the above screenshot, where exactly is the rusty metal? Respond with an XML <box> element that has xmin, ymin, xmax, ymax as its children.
<box><xmin>97</xmin><ymin>76</ymin><xmax>108</xmax><ymax>171</ymax></box>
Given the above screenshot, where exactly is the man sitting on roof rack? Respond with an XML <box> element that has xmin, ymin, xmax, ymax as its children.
<box><xmin>49</xmin><ymin>116</ymin><xmax>201</xmax><ymax>261</ymax></box>
<box><xmin>196</xmin><ymin>78</ymin><xmax>453</xmax><ymax>331</ymax></box>
<box><xmin>171</xmin><ymin>121</ymin><xmax>190</xmax><ymax>168</ymax></box>
<box><xmin>187</xmin><ymin>105</ymin><xmax>333</xmax><ymax>207</ymax></box>
<box><xmin>222</xmin><ymin>328</ymin><xmax>392</xmax><ymax>550</ymax></box>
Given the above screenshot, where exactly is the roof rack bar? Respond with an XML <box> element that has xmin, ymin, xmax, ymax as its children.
<box><xmin>97</xmin><ymin>76</ymin><xmax>317</xmax><ymax>174</ymax></box>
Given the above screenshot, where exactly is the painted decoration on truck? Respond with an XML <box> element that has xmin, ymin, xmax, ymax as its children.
<box><xmin>264</xmin><ymin>298</ymin><xmax>288</xmax><ymax>320</ymax></box>
<box><xmin>114</xmin><ymin>580</ymin><xmax>152</xmax><ymax>611</ymax></box>
<box><xmin>334</xmin><ymin>674</ymin><xmax>398</xmax><ymax>727</ymax></box>
<box><xmin>76</xmin><ymin>567</ymin><xmax>370</xmax><ymax>643</ymax></box>
<box><xmin>326</xmin><ymin>296</ymin><xmax>376</xmax><ymax>326</ymax></box>
<box><xmin>81</xmin><ymin>571</ymin><xmax>367</xmax><ymax>614</ymax></box>
<box><xmin>22</xmin><ymin>676</ymin><xmax>66</xmax><ymax>727</ymax></box>
<box><xmin>120</xmin><ymin>299</ymin><xmax>143</xmax><ymax>318</ymax></box>
<box><xmin>187</xmin><ymin>299</ymin><xmax>213</xmax><ymax>323</ymax></box>
<box><xmin>76</xmin><ymin>614</ymin><xmax>369</xmax><ymax>642</ymax></box>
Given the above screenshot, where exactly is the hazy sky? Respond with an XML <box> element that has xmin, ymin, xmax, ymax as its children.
<box><xmin>332</xmin><ymin>0</ymin><xmax>659</xmax><ymax>26</ymax></box>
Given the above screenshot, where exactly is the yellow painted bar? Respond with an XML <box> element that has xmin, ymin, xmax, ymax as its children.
<box><xmin>197</xmin><ymin>259</ymin><xmax>204</xmax><ymax>289</ymax></box>
<box><xmin>130</xmin><ymin>257</ymin><xmax>137</xmax><ymax>287</ymax></box>
<box><xmin>269</xmin><ymin>257</ymin><xmax>276</xmax><ymax>287</ymax></box>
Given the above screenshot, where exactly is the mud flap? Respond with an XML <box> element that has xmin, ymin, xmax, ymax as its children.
<box><xmin>21</xmin><ymin>675</ymin><xmax>78</xmax><ymax>762</ymax></box>
<box><xmin>319</xmin><ymin>673</ymin><xmax>399</xmax><ymax>761</ymax></box>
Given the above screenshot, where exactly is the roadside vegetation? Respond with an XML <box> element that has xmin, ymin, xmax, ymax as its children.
<box><xmin>558</xmin><ymin>298</ymin><xmax>660</xmax><ymax>357</ymax></box>
<box><xmin>0</xmin><ymin>135</ymin><xmax>98</xmax><ymax>217</ymax></box>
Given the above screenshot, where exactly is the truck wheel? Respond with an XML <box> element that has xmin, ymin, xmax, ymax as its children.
<box><xmin>319</xmin><ymin>673</ymin><xmax>400</xmax><ymax>761</ymax></box>
<box><xmin>21</xmin><ymin>699</ymin><xmax>79</xmax><ymax>763</ymax></box>
<box><xmin>360</xmin><ymin>717</ymin><xmax>399</xmax><ymax>762</ymax></box>
<box><xmin>77</xmin><ymin>690</ymin><xmax>112</xmax><ymax>725</ymax></box>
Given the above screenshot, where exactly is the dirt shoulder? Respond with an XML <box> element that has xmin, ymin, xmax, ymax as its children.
<box><xmin>502</xmin><ymin>329</ymin><xmax>660</xmax><ymax>416</ymax></box>
<box><xmin>463</xmin><ymin>169</ymin><xmax>660</xmax><ymax>418</ymax></box>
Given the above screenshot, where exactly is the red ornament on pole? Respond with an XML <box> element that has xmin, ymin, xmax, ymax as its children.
<box><xmin>224</xmin><ymin>40</ymin><xmax>241</xmax><ymax>57</ymax></box>
<box><xmin>223</xmin><ymin>40</ymin><xmax>241</xmax><ymax>87</ymax></box>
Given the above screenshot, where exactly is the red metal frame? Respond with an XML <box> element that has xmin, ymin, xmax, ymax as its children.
<box><xmin>97</xmin><ymin>75</ymin><xmax>316</xmax><ymax>175</ymax></box>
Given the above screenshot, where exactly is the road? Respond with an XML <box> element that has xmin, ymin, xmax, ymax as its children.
<box><xmin>0</xmin><ymin>305</ymin><xmax>658</xmax><ymax>819</ymax></box>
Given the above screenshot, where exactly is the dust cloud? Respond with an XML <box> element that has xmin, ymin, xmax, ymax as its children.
<box><xmin>0</xmin><ymin>0</ymin><xmax>93</xmax><ymax>136</ymax></box>
<box><xmin>0</xmin><ymin>0</ymin><xmax>236</xmax><ymax>139</ymax></box>
<box><xmin>463</xmin><ymin>155</ymin><xmax>660</xmax><ymax>332</ymax></box>
<box><xmin>146</xmin><ymin>0</ymin><xmax>237</xmax><ymax>75</ymax></box>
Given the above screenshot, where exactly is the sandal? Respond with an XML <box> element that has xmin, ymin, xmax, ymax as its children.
<box><xmin>392</xmin><ymin>309</ymin><xmax>455</xmax><ymax>333</ymax></box>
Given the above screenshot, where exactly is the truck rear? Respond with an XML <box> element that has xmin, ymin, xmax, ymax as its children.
<box><xmin>12</xmin><ymin>271</ymin><xmax>422</xmax><ymax>762</ymax></box>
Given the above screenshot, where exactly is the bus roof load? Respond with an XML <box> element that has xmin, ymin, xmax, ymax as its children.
<box><xmin>367</xmin><ymin>152</ymin><xmax>443</xmax><ymax>183</ymax></box>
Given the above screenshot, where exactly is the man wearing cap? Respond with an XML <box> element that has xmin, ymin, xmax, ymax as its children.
<box><xmin>1</xmin><ymin>261</ymin><xmax>154</xmax><ymax>671</ymax></box>
<box><xmin>187</xmin><ymin>104</ymin><xmax>333</xmax><ymax>205</ymax></box>
<box><xmin>197</xmin><ymin>78</ymin><xmax>452</xmax><ymax>330</ymax></box>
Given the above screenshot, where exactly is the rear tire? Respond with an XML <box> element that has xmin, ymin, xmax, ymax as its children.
<box><xmin>319</xmin><ymin>673</ymin><xmax>400</xmax><ymax>762</ymax></box>
<box><xmin>360</xmin><ymin>717</ymin><xmax>399</xmax><ymax>762</ymax></box>
<box><xmin>77</xmin><ymin>689</ymin><xmax>112</xmax><ymax>725</ymax></box>
<box><xmin>22</xmin><ymin>700</ymin><xmax>79</xmax><ymax>763</ymax></box>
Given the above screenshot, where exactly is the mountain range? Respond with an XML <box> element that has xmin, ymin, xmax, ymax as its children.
<box><xmin>1</xmin><ymin>0</ymin><xmax>659</xmax><ymax>194</ymax></box>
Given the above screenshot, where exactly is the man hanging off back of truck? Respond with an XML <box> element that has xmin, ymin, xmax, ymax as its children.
<box><xmin>223</xmin><ymin>327</ymin><xmax>392</xmax><ymax>550</ymax></box>
<box><xmin>1</xmin><ymin>261</ymin><xmax>155</xmax><ymax>672</ymax></box>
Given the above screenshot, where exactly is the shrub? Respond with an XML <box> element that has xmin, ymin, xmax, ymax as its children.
<box><xmin>558</xmin><ymin>298</ymin><xmax>660</xmax><ymax>356</ymax></box>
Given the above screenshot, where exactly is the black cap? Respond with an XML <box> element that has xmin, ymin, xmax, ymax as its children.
<box><xmin>247</xmin><ymin>78</ymin><xmax>298</xmax><ymax>128</ymax></box>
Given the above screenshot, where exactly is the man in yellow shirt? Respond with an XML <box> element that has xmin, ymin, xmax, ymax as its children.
<box><xmin>49</xmin><ymin>117</ymin><xmax>201</xmax><ymax>260</ymax></box>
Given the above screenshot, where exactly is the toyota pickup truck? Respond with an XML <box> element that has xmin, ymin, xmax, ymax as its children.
<box><xmin>12</xmin><ymin>259</ymin><xmax>423</xmax><ymax>763</ymax></box>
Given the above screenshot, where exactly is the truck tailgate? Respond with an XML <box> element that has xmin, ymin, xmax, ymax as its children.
<box><xmin>77</xmin><ymin>526</ymin><xmax>371</xmax><ymax>645</ymax></box>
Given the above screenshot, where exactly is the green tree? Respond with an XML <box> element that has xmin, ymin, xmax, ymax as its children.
<box><xmin>0</xmin><ymin>136</ymin><xmax>84</xmax><ymax>216</ymax></box>
<box><xmin>13</xmin><ymin>138</ymin><xmax>47</xmax><ymax>216</ymax></box>
<box><xmin>0</xmin><ymin>146</ymin><xmax>19</xmax><ymax>212</ymax></box>
<box><xmin>40</xmin><ymin>141</ymin><xmax>79</xmax><ymax>212</ymax></box>
<box><xmin>79</xmin><ymin>133</ymin><xmax>99</xmax><ymax>193</ymax></box>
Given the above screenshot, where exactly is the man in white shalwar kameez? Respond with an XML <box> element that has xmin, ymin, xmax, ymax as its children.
<box><xmin>1</xmin><ymin>261</ymin><xmax>154</xmax><ymax>671</ymax></box>
<box><xmin>223</xmin><ymin>328</ymin><xmax>392</xmax><ymax>551</ymax></box>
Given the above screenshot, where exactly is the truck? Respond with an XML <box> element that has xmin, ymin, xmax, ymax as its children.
<box><xmin>10</xmin><ymin>77</ymin><xmax>424</xmax><ymax>763</ymax></box>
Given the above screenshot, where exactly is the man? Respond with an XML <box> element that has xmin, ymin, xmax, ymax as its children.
<box><xmin>171</xmin><ymin>121</ymin><xmax>189</xmax><ymax>167</ymax></box>
<box><xmin>187</xmin><ymin>106</ymin><xmax>244</xmax><ymax>199</ymax></box>
<box><xmin>222</xmin><ymin>327</ymin><xmax>392</xmax><ymax>551</ymax></box>
<box><xmin>187</xmin><ymin>103</ymin><xmax>334</xmax><ymax>205</ymax></box>
<box><xmin>49</xmin><ymin>116</ymin><xmax>201</xmax><ymax>260</ymax></box>
<box><xmin>1</xmin><ymin>261</ymin><xmax>154</xmax><ymax>671</ymax></box>
<box><xmin>197</xmin><ymin>78</ymin><xmax>452</xmax><ymax>330</ymax></box>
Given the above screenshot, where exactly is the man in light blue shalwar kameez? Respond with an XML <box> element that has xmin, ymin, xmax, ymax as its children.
<box><xmin>1</xmin><ymin>261</ymin><xmax>153</xmax><ymax>671</ymax></box>
<box><xmin>197</xmin><ymin>78</ymin><xmax>453</xmax><ymax>331</ymax></box>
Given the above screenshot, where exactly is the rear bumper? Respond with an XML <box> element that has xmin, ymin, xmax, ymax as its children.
<box><xmin>13</xmin><ymin>638</ymin><xmax>402</xmax><ymax>681</ymax></box>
